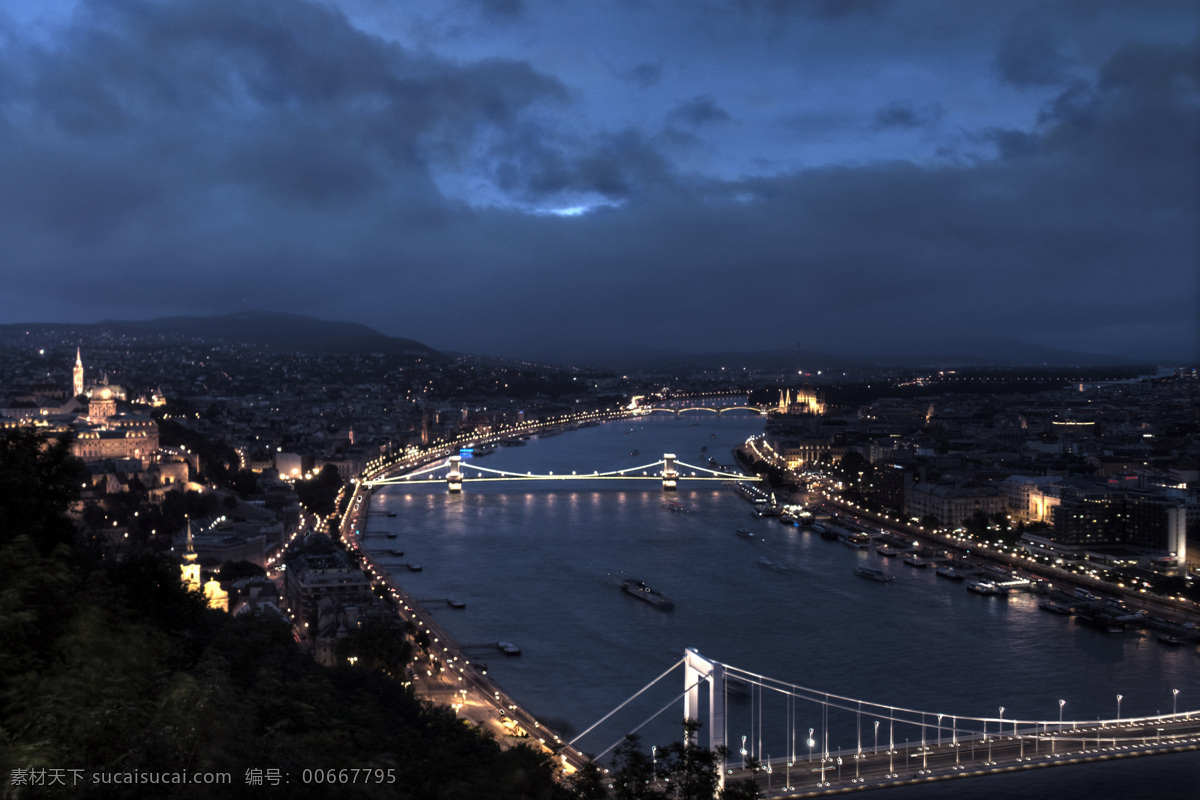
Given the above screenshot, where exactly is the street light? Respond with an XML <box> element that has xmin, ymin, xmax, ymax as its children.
<box><xmin>1173</xmin><ymin>689</ymin><xmax>1180</xmax><ymax>716</ymax></box>
<box><xmin>1117</xmin><ymin>694</ymin><xmax>1123</xmax><ymax>721</ymax></box>
<box><xmin>1059</xmin><ymin>699</ymin><xmax>1065</xmax><ymax>726</ymax></box>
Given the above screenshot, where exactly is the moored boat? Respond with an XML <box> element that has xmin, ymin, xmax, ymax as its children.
<box><xmin>841</xmin><ymin>532</ymin><xmax>872</xmax><ymax>549</ymax></box>
<box><xmin>855</xmin><ymin>566</ymin><xmax>893</xmax><ymax>583</ymax></box>
<box><xmin>935</xmin><ymin>565</ymin><xmax>965</xmax><ymax>581</ymax></box>
<box><xmin>1038</xmin><ymin>598</ymin><xmax>1072</xmax><ymax>614</ymax></box>
<box><xmin>966</xmin><ymin>579</ymin><xmax>1008</xmax><ymax>596</ymax></box>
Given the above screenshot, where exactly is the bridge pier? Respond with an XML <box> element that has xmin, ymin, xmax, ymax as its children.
<box><xmin>447</xmin><ymin>455</ymin><xmax>462</xmax><ymax>493</ymax></box>
<box><xmin>663</xmin><ymin>453</ymin><xmax>678</xmax><ymax>491</ymax></box>
<box><xmin>684</xmin><ymin>648</ymin><xmax>726</xmax><ymax>791</ymax></box>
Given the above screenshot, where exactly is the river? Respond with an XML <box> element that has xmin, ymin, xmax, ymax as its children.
<box><xmin>365</xmin><ymin>414</ymin><xmax>1199</xmax><ymax>797</ymax></box>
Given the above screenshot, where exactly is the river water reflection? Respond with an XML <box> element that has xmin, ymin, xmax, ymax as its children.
<box><xmin>366</xmin><ymin>415</ymin><xmax>1199</xmax><ymax>796</ymax></box>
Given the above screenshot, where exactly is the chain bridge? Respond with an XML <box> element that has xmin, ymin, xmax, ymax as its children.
<box><xmin>362</xmin><ymin>454</ymin><xmax>759</xmax><ymax>493</ymax></box>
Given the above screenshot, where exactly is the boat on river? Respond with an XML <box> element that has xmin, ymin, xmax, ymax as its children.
<box><xmin>621</xmin><ymin>578</ymin><xmax>674</xmax><ymax>610</ymax></box>
<box><xmin>841</xmin><ymin>532</ymin><xmax>872</xmax><ymax>549</ymax></box>
<box><xmin>1038</xmin><ymin>598</ymin><xmax>1072</xmax><ymax>614</ymax></box>
<box><xmin>935</xmin><ymin>564</ymin><xmax>965</xmax><ymax>581</ymax></box>
<box><xmin>966</xmin><ymin>579</ymin><xmax>1008</xmax><ymax>596</ymax></box>
<box><xmin>855</xmin><ymin>566</ymin><xmax>893</xmax><ymax>583</ymax></box>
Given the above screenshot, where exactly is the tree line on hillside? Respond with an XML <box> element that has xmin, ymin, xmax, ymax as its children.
<box><xmin>1</xmin><ymin>429</ymin><xmax>759</xmax><ymax>799</ymax></box>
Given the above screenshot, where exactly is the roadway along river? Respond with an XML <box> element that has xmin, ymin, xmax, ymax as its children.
<box><xmin>365</xmin><ymin>414</ymin><xmax>1199</xmax><ymax>798</ymax></box>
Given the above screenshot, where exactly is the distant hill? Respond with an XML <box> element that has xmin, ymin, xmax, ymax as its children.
<box><xmin>508</xmin><ymin>335</ymin><xmax>1142</xmax><ymax>371</ymax></box>
<box><xmin>3</xmin><ymin>311</ymin><xmax>444</xmax><ymax>358</ymax></box>
<box><xmin>857</xmin><ymin>335</ymin><xmax>1140</xmax><ymax>368</ymax></box>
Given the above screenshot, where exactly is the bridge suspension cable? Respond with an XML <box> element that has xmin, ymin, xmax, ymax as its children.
<box><xmin>573</xmin><ymin>649</ymin><xmax>1200</xmax><ymax>793</ymax></box>
<box><xmin>589</xmin><ymin>675</ymin><xmax>711</xmax><ymax>763</ymax></box>
<box><xmin>567</xmin><ymin>656</ymin><xmax>686</xmax><ymax>750</ymax></box>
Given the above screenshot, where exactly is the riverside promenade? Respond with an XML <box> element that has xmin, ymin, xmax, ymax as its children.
<box><xmin>340</xmin><ymin>462</ymin><xmax>592</xmax><ymax>776</ymax></box>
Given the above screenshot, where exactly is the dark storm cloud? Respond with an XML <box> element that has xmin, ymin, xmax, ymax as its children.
<box><xmin>477</xmin><ymin>0</ymin><xmax>525</xmax><ymax>22</ymax></box>
<box><xmin>666</xmin><ymin>95</ymin><xmax>732</xmax><ymax>129</ymax></box>
<box><xmin>730</xmin><ymin>0</ymin><xmax>892</xmax><ymax>22</ymax></box>
<box><xmin>628</xmin><ymin>62</ymin><xmax>663</xmax><ymax>89</ymax></box>
<box><xmin>982</xmin><ymin>128</ymin><xmax>1040</xmax><ymax>160</ymax></box>
<box><xmin>996</xmin><ymin>18</ymin><xmax>1074</xmax><ymax>87</ymax></box>
<box><xmin>489</xmin><ymin>127</ymin><xmax>677</xmax><ymax>205</ymax></box>
<box><xmin>1038</xmin><ymin>41</ymin><xmax>1199</xmax><ymax>165</ymax></box>
<box><xmin>0</xmin><ymin>0</ymin><xmax>1194</xmax><ymax>362</ymax></box>
<box><xmin>456</xmin><ymin>35</ymin><xmax>1198</xmax><ymax>358</ymax></box>
<box><xmin>0</xmin><ymin>0</ymin><xmax>568</xmax><ymax>236</ymax></box>
<box><xmin>872</xmin><ymin>100</ymin><xmax>945</xmax><ymax>130</ymax></box>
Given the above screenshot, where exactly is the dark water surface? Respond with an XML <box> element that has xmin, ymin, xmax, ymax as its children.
<box><xmin>367</xmin><ymin>415</ymin><xmax>1199</xmax><ymax>796</ymax></box>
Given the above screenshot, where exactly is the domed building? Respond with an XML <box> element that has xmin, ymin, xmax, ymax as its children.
<box><xmin>88</xmin><ymin>386</ymin><xmax>116</xmax><ymax>423</ymax></box>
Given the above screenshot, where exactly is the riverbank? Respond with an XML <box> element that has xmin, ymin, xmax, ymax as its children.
<box><xmin>813</xmin><ymin>493</ymin><xmax>1200</xmax><ymax>629</ymax></box>
<box><xmin>342</xmin><ymin>478</ymin><xmax>587</xmax><ymax>775</ymax></box>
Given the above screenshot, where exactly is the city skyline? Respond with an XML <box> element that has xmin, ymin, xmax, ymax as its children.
<box><xmin>1</xmin><ymin>0</ymin><xmax>1197</xmax><ymax>363</ymax></box>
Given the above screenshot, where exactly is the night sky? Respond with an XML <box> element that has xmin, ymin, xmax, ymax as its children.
<box><xmin>2</xmin><ymin>1</ymin><xmax>1197</xmax><ymax>362</ymax></box>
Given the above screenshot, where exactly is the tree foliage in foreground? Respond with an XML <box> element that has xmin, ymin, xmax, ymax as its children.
<box><xmin>604</xmin><ymin>721</ymin><xmax>759</xmax><ymax>800</ymax></box>
<box><xmin>0</xmin><ymin>429</ymin><xmax>568</xmax><ymax>800</ymax></box>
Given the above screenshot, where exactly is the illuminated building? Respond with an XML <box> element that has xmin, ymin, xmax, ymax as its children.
<box><xmin>181</xmin><ymin>519</ymin><xmax>201</xmax><ymax>594</ymax></box>
<box><xmin>777</xmin><ymin>388</ymin><xmax>825</xmax><ymax>416</ymax></box>
<box><xmin>1048</xmin><ymin>477</ymin><xmax>1188</xmax><ymax>571</ymax></box>
<box><xmin>73</xmin><ymin>348</ymin><xmax>84</xmax><ymax>397</ymax></box>
<box><xmin>87</xmin><ymin>387</ymin><xmax>116</xmax><ymax>423</ymax></box>
<box><xmin>180</xmin><ymin>518</ymin><xmax>232</xmax><ymax>611</ymax></box>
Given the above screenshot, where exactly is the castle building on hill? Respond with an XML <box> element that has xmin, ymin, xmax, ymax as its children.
<box><xmin>60</xmin><ymin>350</ymin><xmax>161</xmax><ymax>466</ymax></box>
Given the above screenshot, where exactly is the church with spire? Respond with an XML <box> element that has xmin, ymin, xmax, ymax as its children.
<box><xmin>73</xmin><ymin>347</ymin><xmax>84</xmax><ymax>398</ymax></box>
<box><xmin>180</xmin><ymin>518</ymin><xmax>229</xmax><ymax>611</ymax></box>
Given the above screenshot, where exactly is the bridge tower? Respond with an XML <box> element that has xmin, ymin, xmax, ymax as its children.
<box><xmin>662</xmin><ymin>453</ymin><xmax>678</xmax><ymax>491</ymax></box>
<box><xmin>447</xmin><ymin>455</ymin><xmax>463</xmax><ymax>493</ymax></box>
<box><xmin>683</xmin><ymin>648</ymin><xmax>726</xmax><ymax>790</ymax></box>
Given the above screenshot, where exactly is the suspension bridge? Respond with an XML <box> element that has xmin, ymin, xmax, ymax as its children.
<box><xmin>569</xmin><ymin>649</ymin><xmax>1200</xmax><ymax>796</ymax></box>
<box><xmin>639</xmin><ymin>405</ymin><xmax>767</xmax><ymax>417</ymax></box>
<box><xmin>361</xmin><ymin>454</ymin><xmax>760</xmax><ymax>493</ymax></box>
